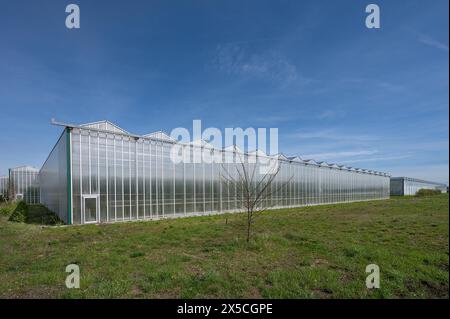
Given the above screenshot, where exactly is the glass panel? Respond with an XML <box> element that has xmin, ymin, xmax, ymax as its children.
<box><xmin>84</xmin><ymin>197</ymin><xmax>97</xmax><ymax>222</ymax></box>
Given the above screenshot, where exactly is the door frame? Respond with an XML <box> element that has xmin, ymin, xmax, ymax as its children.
<box><xmin>82</xmin><ymin>194</ymin><xmax>99</xmax><ymax>224</ymax></box>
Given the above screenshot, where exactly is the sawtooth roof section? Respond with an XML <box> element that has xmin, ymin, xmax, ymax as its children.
<box><xmin>223</xmin><ymin>145</ymin><xmax>244</xmax><ymax>153</ymax></box>
<box><xmin>143</xmin><ymin>131</ymin><xmax>176</xmax><ymax>142</ymax></box>
<box><xmin>190</xmin><ymin>139</ymin><xmax>215</xmax><ymax>149</ymax></box>
<box><xmin>81</xmin><ymin>120</ymin><xmax>130</xmax><ymax>135</ymax></box>
<box><xmin>9</xmin><ymin>165</ymin><xmax>39</xmax><ymax>172</ymax></box>
<box><xmin>249</xmin><ymin>150</ymin><xmax>268</xmax><ymax>157</ymax></box>
<box><xmin>275</xmin><ymin>154</ymin><xmax>289</xmax><ymax>160</ymax></box>
<box><xmin>303</xmin><ymin>159</ymin><xmax>319</xmax><ymax>165</ymax></box>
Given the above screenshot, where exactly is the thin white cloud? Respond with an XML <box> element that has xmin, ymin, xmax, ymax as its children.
<box><xmin>254</xmin><ymin>114</ymin><xmax>298</xmax><ymax>124</ymax></box>
<box><xmin>340</xmin><ymin>77</ymin><xmax>405</xmax><ymax>92</ymax></box>
<box><xmin>342</xmin><ymin>154</ymin><xmax>411</xmax><ymax>164</ymax></box>
<box><xmin>290</xmin><ymin>129</ymin><xmax>378</xmax><ymax>142</ymax></box>
<box><xmin>212</xmin><ymin>44</ymin><xmax>311</xmax><ymax>86</ymax></box>
<box><xmin>418</xmin><ymin>34</ymin><xmax>449</xmax><ymax>52</ymax></box>
<box><xmin>302</xmin><ymin>150</ymin><xmax>378</xmax><ymax>160</ymax></box>
<box><xmin>316</xmin><ymin>110</ymin><xmax>344</xmax><ymax>120</ymax></box>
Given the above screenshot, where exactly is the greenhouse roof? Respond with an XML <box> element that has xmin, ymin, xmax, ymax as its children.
<box><xmin>391</xmin><ymin>177</ymin><xmax>447</xmax><ymax>186</ymax></box>
<box><xmin>249</xmin><ymin>150</ymin><xmax>268</xmax><ymax>157</ymax></box>
<box><xmin>143</xmin><ymin>131</ymin><xmax>175</xmax><ymax>141</ymax></box>
<box><xmin>190</xmin><ymin>139</ymin><xmax>215</xmax><ymax>148</ymax></box>
<box><xmin>303</xmin><ymin>159</ymin><xmax>319</xmax><ymax>165</ymax></box>
<box><xmin>80</xmin><ymin>120</ymin><xmax>129</xmax><ymax>135</ymax></box>
<box><xmin>287</xmin><ymin>156</ymin><xmax>302</xmax><ymax>162</ymax></box>
<box><xmin>51</xmin><ymin>119</ymin><xmax>390</xmax><ymax>176</ymax></box>
<box><xmin>9</xmin><ymin>165</ymin><xmax>39</xmax><ymax>172</ymax></box>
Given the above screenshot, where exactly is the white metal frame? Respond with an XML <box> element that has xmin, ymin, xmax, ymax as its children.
<box><xmin>82</xmin><ymin>194</ymin><xmax>99</xmax><ymax>224</ymax></box>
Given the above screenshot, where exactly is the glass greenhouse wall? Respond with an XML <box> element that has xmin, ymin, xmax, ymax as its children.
<box><xmin>40</xmin><ymin>121</ymin><xmax>390</xmax><ymax>225</ymax></box>
<box><xmin>39</xmin><ymin>129</ymin><xmax>69</xmax><ymax>222</ymax></box>
<box><xmin>0</xmin><ymin>176</ymin><xmax>8</xmax><ymax>198</ymax></box>
<box><xmin>390</xmin><ymin>177</ymin><xmax>447</xmax><ymax>196</ymax></box>
<box><xmin>8</xmin><ymin>166</ymin><xmax>40</xmax><ymax>204</ymax></box>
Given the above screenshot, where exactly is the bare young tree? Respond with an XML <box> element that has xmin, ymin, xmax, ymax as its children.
<box><xmin>221</xmin><ymin>150</ymin><xmax>292</xmax><ymax>243</ymax></box>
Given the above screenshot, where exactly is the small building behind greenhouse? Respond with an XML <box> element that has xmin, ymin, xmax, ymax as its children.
<box><xmin>8</xmin><ymin>166</ymin><xmax>40</xmax><ymax>203</ymax></box>
<box><xmin>390</xmin><ymin>177</ymin><xmax>447</xmax><ymax>196</ymax></box>
<box><xmin>39</xmin><ymin>120</ymin><xmax>391</xmax><ymax>225</ymax></box>
<box><xmin>0</xmin><ymin>175</ymin><xmax>9</xmax><ymax>199</ymax></box>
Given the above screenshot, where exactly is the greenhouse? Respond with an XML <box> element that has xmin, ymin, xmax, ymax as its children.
<box><xmin>390</xmin><ymin>177</ymin><xmax>447</xmax><ymax>196</ymax></box>
<box><xmin>40</xmin><ymin>120</ymin><xmax>390</xmax><ymax>225</ymax></box>
<box><xmin>8</xmin><ymin>166</ymin><xmax>40</xmax><ymax>204</ymax></box>
<box><xmin>0</xmin><ymin>176</ymin><xmax>8</xmax><ymax>198</ymax></box>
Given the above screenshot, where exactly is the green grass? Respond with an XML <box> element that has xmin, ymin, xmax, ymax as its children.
<box><xmin>0</xmin><ymin>195</ymin><xmax>448</xmax><ymax>299</ymax></box>
<box><xmin>1</xmin><ymin>201</ymin><xmax>63</xmax><ymax>225</ymax></box>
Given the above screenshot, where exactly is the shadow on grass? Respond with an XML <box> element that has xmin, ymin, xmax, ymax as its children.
<box><xmin>4</xmin><ymin>201</ymin><xmax>63</xmax><ymax>226</ymax></box>
<box><xmin>25</xmin><ymin>204</ymin><xmax>63</xmax><ymax>225</ymax></box>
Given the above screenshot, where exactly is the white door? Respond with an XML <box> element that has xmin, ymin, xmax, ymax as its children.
<box><xmin>83</xmin><ymin>195</ymin><xmax>99</xmax><ymax>223</ymax></box>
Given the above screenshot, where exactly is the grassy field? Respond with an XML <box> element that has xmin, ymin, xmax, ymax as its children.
<box><xmin>0</xmin><ymin>195</ymin><xmax>448</xmax><ymax>299</ymax></box>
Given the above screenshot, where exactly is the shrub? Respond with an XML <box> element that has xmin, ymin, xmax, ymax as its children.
<box><xmin>8</xmin><ymin>201</ymin><xmax>29</xmax><ymax>223</ymax></box>
<box><xmin>416</xmin><ymin>189</ymin><xmax>442</xmax><ymax>197</ymax></box>
<box><xmin>26</xmin><ymin>205</ymin><xmax>64</xmax><ymax>226</ymax></box>
<box><xmin>0</xmin><ymin>207</ymin><xmax>11</xmax><ymax>216</ymax></box>
<box><xmin>0</xmin><ymin>202</ymin><xmax>17</xmax><ymax>217</ymax></box>
<box><xmin>15</xmin><ymin>201</ymin><xmax>29</xmax><ymax>213</ymax></box>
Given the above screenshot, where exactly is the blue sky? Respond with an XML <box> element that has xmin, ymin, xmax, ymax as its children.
<box><xmin>0</xmin><ymin>0</ymin><xmax>448</xmax><ymax>183</ymax></box>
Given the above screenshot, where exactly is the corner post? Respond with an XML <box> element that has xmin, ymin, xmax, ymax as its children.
<box><xmin>66</xmin><ymin>127</ymin><xmax>72</xmax><ymax>225</ymax></box>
